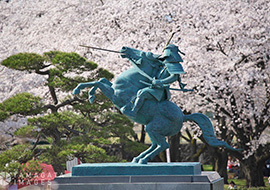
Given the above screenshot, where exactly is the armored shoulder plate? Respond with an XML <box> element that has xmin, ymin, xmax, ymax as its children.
<box><xmin>166</xmin><ymin>63</ymin><xmax>186</xmax><ymax>75</ymax></box>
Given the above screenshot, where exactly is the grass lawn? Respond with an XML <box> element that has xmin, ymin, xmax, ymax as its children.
<box><xmin>202</xmin><ymin>164</ymin><xmax>213</xmax><ymax>171</ymax></box>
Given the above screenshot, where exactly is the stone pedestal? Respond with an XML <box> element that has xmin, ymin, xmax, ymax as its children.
<box><xmin>53</xmin><ymin>162</ymin><xmax>224</xmax><ymax>190</ymax></box>
<box><xmin>73</xmin><ymin>162</ymin><xmax>201</xmax><ymax>176</ymax></box>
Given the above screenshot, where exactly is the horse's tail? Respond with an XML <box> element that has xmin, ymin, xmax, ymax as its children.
<box><xmin>183</xmin><ymin>113</ymin><xmax>241</xmax><ymax>151</ymax></box>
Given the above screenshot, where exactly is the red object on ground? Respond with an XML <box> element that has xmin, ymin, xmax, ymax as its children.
<box><xmin>65</xmin><ymin>170</ymin><xmax>71</xmax><ymax>174</ymax></box>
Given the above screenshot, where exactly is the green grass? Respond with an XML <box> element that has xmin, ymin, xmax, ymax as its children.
<box><xmin>202</xmin><ymin>164</ymin><xmax>213</xmax><ymax>171</ymax></box>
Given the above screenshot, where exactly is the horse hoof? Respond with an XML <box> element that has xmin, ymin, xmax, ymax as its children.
<box><xmin>72</xmin><ymin>88</ymin><xmax>80</xmax><ymax>95</ymax></box>
<box><xmin>138</xmin><ymin>159</ymin><xmax>148</xmax><ymax>164</ymax></box>
<box><xmin>131</xmin><ymin>158</ymin><xmax>139</xmax><ymax>163</ymax></box>
<box><xmin>89</xmin><ymin>95</ymin><xmax>95</xmax><ymax>104</ymax></box>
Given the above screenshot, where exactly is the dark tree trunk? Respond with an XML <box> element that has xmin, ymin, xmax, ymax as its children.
<box><xmin>48</xmin><ymin>85</ymin><xmax>58</xmax><ymax>105</ymax></box>
<box><xmin>51</xmin><ymin>128</ymin><xmax>61</xmax><ymax>144</ymax></box>
<box><xmin>189</xmin><ymin>138</ymin><xmax>198</xmax><ymax>162</ymax></box>
<box><xmin>140</xmin><ymin>125</ymin><xmax>145</xmax><ymax>144</ymax></box>
<box><xmin>241</xmin><ymin>161</ymin><xmax>265</xmax><ymax>187</ymax></box>
<box><xmin>224</xmin><ymin>131</ymin><xmax>270</xmax><ymax>188</ymax></box>
<box><xmin>215</xmin><ymin>150</ymin><xmax>229</xmax><ymax>184</ymax></box>
<box><xmin>230</xmin><ymin>143</ymin><xmax>270</xmax><ymax>187</ymax></box>
<box><xmin>169</xmin><ymin>132</ymin><xmax>181</xmax><ymax>162</ymax></box>
<box><xmin>240</xmin><ymin>156</ymin><xmax>265</xmax><ymax>187</ymax></box>
<box><xmin>207</xmin><ymin>146</ymin><xmax>229</xmax><ymax>184</ymax></box>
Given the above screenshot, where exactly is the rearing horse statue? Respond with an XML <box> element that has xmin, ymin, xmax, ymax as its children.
<box><xmin>73</xmin><ymin>46</ymin><xmax>239</xmax><ymax>164</ymax></box>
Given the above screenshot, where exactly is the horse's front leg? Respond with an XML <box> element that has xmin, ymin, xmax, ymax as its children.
<box><xmin>88</xmin><ymin>78</ymin><xmax>113</xmax><ymax>103</ymax></box>
<box><xmin>73</xmin><ymin>78</ymin><xmax>116</xmax><ymax>105</ymax></box>
<box><xmin>73</xmin><ymin>81</ymin><xmax>97</xmax><ymax>95</ymax></box>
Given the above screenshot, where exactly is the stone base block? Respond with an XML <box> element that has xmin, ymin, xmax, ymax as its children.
<box><xmin>53</xmin><ymin>162</ymin><xmax>224</xmax><ymax>190</ymax></box>
<box><xmin>53</xmin><ymin>172</ymin><xmax>223</xmax><ymax>190</ymax></box>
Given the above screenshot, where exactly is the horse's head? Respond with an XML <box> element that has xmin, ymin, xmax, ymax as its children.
<box><xmin>120</xmin><ymin>46</ymin><xmax>162</xmax><ymax>68</ymax></box>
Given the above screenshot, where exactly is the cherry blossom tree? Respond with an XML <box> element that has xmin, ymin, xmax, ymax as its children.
<box><xmin>194</xmin><ymin>52</ymin><xmax>270</xmax><ymax>186</ymax></box>
<box><xmin>173</xmin><ymin>1</ymin><xmax>270</xmax><ymax>186</ymax></box>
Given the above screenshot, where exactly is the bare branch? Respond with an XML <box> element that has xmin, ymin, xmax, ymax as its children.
<box><xmin>217</xmin><ymin>42</ymin><xmax>228</xmax><ymax>56</ymax></box>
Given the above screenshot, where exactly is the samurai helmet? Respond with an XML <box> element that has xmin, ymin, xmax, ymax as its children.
<box><xmin>159</xmin><ymin>44</ymin><xmax>185</xmax><ymax>63</ymax></box>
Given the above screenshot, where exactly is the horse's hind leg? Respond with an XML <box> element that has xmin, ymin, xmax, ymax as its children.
<box><xmin>138</xmin><ymin>127</ymin><xmax>169</xmax><ymax>164</ymax></box>
<box><xmin>139</xmin><ymin>120</ymin><xmax>170</xmax><ymax>164</ymax></box>
<box><xmin>132</xmin><ymin>144</ymin><xmax>157</xmax><ymax>163</ymax></box>
<box><xmin>88</xmin><ymin>78</ymin><xmax>112</xmax><ymax>103</ymax></box>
